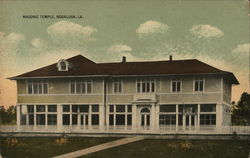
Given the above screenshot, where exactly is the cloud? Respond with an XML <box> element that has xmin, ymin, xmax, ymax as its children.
<box><xmin>136</xmin><ymin>20</ymin><xmax>168</xmax><ymax>38</ymax></box>
<box><xmin>30</xmin><ymin>38</ymin><xmax>47</xmax><ymax>49</ymax></box>
<box><xmin>47</xmin><ymin>21</ymin><xmax>97</xmax><ymax>45</ymax></box>
<box><xmin>232</xmin><ymin>43</ymin><xmax>250</xmax><ymax>54</ymax></box>
<box><xmin>190</xmin><ymin>24</ymin><xmax>224</xmax><ymax>39</ymax></box>
<box><xmin>106</xmin><ymin>43</ymin><xmax>139</xmax><ymax>62</ymax></box>
<box><xmin>107</xmin><ymin>43</ymin><xmax>132</xmax><ymax>53</ymax></box>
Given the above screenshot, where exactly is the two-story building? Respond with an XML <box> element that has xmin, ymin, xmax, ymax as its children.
<box><xmin>9</xmin><ymin>55</ymin><xmax>239</xmax><ymax>134</ymax></box>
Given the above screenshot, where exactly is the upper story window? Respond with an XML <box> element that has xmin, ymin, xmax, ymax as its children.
<box><xmin>113</xmin><ymin>80</ymin><xmax>122</xmax><ymax>93</ymax></box>
<box><xmin>171</xmin><ymin>79</ymin><xmax>181</xmax><ymax>93</ymax></box>
<box><xmin>70</xmin><ymin>80</ymin><xmax>92</xmax><ymax>94</ymax></box>
<box><xmin>137</xmin><ymin>79</ymin><xmax>155</xmax><ymax>93</ymax></box>
<box><xmin>27</xmin><ymin>80</ymin><xmax>48</xmax><ymax>94</ymax></box>
<box><xmin>194</xmin><ymin>77</ymin><xmax>204</xmax><ymax>92</ymax></box>
<box><xmin>57</xmin><ymin>59</ymin><xmax>70</xmax><ymax>71</ymax></box>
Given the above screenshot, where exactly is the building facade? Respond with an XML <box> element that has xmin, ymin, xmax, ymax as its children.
<box><xmin>10</xmin><ymin>55</ymin><xmax>239</xmax><ymax>134</ymax></box>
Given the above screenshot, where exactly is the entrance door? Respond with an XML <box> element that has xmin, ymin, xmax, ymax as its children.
<box><xmin>185</xmin><ymin>114</ymin><xmax>195</xmax><ymax>131</ymax></box>
<box><xmin>140</xmin><ymin>108</ymin><xmax>150</xmax><ymax>130</ymax></box>
<box><xmin>80</xmin><ymin>114</ymin><xmax>88</xmax><ymax>128</ymax></box>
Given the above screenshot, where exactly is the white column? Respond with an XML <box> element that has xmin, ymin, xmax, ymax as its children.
<box><xmin>132</xmin><ymin>104</ymin><xmax>137</xmax><ymax>132</ymax></box>
<box><xmin>151</xmin><ymin>104</ymin><xmax>156</xmax><ymax>132</ymax></box>
<box><xmin>99</xmin><ymin>104</ymin><xmax>105</xmax><ymax>131</ymax></box>
<box><xmin>69</xmin><ymin>105</ymin><xmax>72</xmax><ymax>127</ymax></box>
<box><xmin>57</xmin><ymin>104</ymin><xmax>62</xmax><ymax>131</ymax></box>
<box><xmin>114</xmin><ymin>105</ymin><xmax>116</xmax><ymax>130</ymax></box>
<box><xmin>34</xmin><ymin>105</ymin><xmax>37</xmax><ymax>129</ymax></box>
<box><xmin>125</xmin><ymin>105</ymin><xmax>128</xmax><ymax>130</ymax></box>
<box><xmin>216</xmin><ymin>104</ymin><xmax>223</xmax><ymax>133</ymax></box>
<box><xmin>197</xmin><ymin>104</ymin><xmax>200</xmax><ymax>132</ymax></box>
<box><xmin>155</xmin><ymin>103</ymin><xmax>159</xmax><ymax>132</ymax></box>
<box><xmin>176</xmin><ymin>104</ymin><xmax>178</xmax><ymax>131</ymax></box>
<box><xmin>88</xmin><ymin>105</ymin><xmax>92</xmax><ymax>129</ymax></box>
<box><xmin>16</xmin><ymin>104</ymin><xmax>21</xmax><ymax>131</ymax></box>
<box><xmin>182</xmin><ymin>114</ymin><xmax>185</xmax><ymax>131</ymax></box>
<box><xmin>77</xmin><ymin>106</ymin><xmax>80</xmax><ymax>129</ymax></box>
<box><xmin>45</xmin><ymin>105</ymin><xmax>48</xmax><ymax>129</ymax></box>
<box><xmin>106</xmin><ymin>105</ymin><xmax>109</xmax><ymax>130</ymax></box>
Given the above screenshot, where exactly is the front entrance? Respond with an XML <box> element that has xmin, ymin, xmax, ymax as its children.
<box><xmin>140</xmin><ymin>108</ymin><xmax>150</xmax><ymax>130</ymax></box>
<box><xmin>185</xmin><ymin>114</ymin><xmax>195</xmax><ymax>130</ymax></box>
<box><xmin>80</xmin><ymin>114</ymin><xmax>88</xmax><ymax>128</ymax></box>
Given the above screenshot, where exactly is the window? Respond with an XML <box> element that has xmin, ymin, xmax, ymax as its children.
<box><xmin>200</xmin><ymin>104</ymin><xmax>216</xmax><ymax>112</ymax></box>
<box><xmin>36</xmin><ymin>114</ymin><xmax>45</xmax><ymax>125</ymax></box>
<box><xmin>92</xmin><ymin>105</ymin><xmax>99</xmax><ymax>112</ymax></box>
<box><xmin>27</xmin><ymin>80</ymin><xmax>48</xmax><ymax>94</ymax></box>
<box><xmin>109</xmin><ymin>104</ymin><xmax>132</xmax><ymax>127</ymax></box>
<box><xmin>171</xmin><ymin>79</ymin><xmax>181</xmax><ymax>92</ymax></box>
<box><xmin>48</xmin><ymin>105</ymin><xmax>57</xmax><ymax>112</ymax></box>
<box><xmin>194</xmin><ymin>77</ymin><xmax>204</xmax><ymax>92</ymax></box>
<box><xmin>27</xmin><ymin>105</ymin><xmax>34</xmax><ymax>113</ymax></box>
<box><xmin>159</xmin><ymin>114</ymin><xmax>176</xmax><ymax>125</ymax></box>
<box><xmin>63</xmin><ymin>114</ymin><xmax>70</xmax><ymax>125</ymax></box>
<box><xmin>36</xmin><ymin>105</ymin><xmax>45</xmax><ymax>112</ymax></box>
<box><xmin>91</xmin><ymin>115</ymin><xmax>99</xmax><ymax>125</ymax></box>
<box><xmin>48</xmin><ymin>114</ymin><xmax>57</xmax><ymax>125</ymax></box>
<box><xmin>137</xmin><ymin>79</ymin><xmax>155</xmax><ymax>93</ymax></box>
<box><xmin>70</xmin><ymin>80</ymin><xmax>92</xmax><ymax>94</ymax></box>
<box><xmin>79</xmin><ymin>105</ymin><xmax>89</xmax><ymax>112</ymax></box>
<box><xmin>160</xmin><ymin>105</ymin><xmax>176</xmax><ymax>112</ymax></box>
<box><xmin>113</xmin><ymin>80</ymin><xmax>122</xmax><ymax>93</ymax></box>
<box><xmin>63</xmin><ymin>105</ymin><xmax>70</xmax><ymax>112</ymax></box>
<box><xmin>57</xmin><ymin>60</ymin><xmax>69</xmax><ymax>71</ymax></box>
<box><xmin>200</xmin><ymin>114</ymin><xmax>216</xmax><ymax>125</ymax></box>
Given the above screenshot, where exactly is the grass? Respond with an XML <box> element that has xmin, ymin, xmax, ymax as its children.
<box><xmin>82</xmin><ymin>139</ymin><xmax>250</xmax><ymax>158</ymax></box>
<box><xmin>0</xmin><ymin>137</ymin><xmax>249</xmax><ymax>158</ymax></box>
<box><xmin>0</xmin><ymin>136</ymin><xmax>118</xmax><ymax>158</ymax></box>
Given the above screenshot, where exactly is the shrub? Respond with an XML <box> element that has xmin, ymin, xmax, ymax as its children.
<box><xmin>54</xmin><ymin>137</ymin><xmax>70</xmax><ymax>145</ymax></box>
<box><xmin>5</xmin><ymin>137</ymin><xmax>18</xmax><ymax>146</ymax></box>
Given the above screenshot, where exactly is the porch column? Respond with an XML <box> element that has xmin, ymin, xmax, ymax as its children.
<box><xmin>34</xmin><ymin>105</ymin><xmax>37</xmax><ymax>129</ymax></box>
<box><xmin>77</xmin><ymin>106</ymin><xmax>80</xmax><ymax>129</ymax></box>
<box><xmin>99</xmin><ymin>104</ymin><xmax>105</xmax><ymax>131</ymax></box>
<box><xmin>69</xmin><ymin>105</ymin><xmax>72</xmax><ymax>128</ymax></box>
<box><xmin>16</xmin><ymin>104</ymin><xmax>21</xmax><ymax>131</ymax></box>
<box><xmin>57</xmin><ymin>104</ymin><xmax>63</xmax><ymax>131</ymax></box>
<box><xmin>132</xmin><ymin>104</ymin><xmax>137</xmax><ymax>132</ymax></box>
<box><xmin>182</xmin><ymin>114</ymin><xmax>185</xmax><ymax>131</ymax></box>
<box><xmin>197</xmin><ymin>104</ymin><xmax>200</xmax><ymax>131</ymax></box>
<box><xmin>151</xmin><ymin>103</ymin><xmax>156</xmax><ymax>132</ymax></box>
<box><xmin>106</xmin><ymin>104</ymin><xmax>109</xmax><ymax>130</ymax></box>
<box><xmin>88</xmin><ymin>105</ymin><xmax>92</xmax><ymax>129</ymax></box>
<box><xmin>155</xmin><ymin>103</ymin><xmax>159</xmax><ymax>132</ymax></box>
<box><xmin>45</xmin><ymin>105</ymin><xmax>48</xmax><ymax>129</ymax></box>
<box><xmin>176</xmin><ymin>104</ymin><xmax>178</xmax><ymax>131</ymax></box>
<box><xmin>216</xmin><ymin>104</ymin><xmax>223</xmax><ymax>133</ymax></box>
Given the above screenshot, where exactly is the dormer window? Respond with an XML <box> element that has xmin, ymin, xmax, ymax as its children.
<box><xmin>57</xmin><ymin>59</ymin><xmax>69</xmax><ymax>71</ymax></box>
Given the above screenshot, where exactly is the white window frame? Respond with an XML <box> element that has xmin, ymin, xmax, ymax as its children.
<box><xmin>171</xmin><ymin>79</ymin><xmax>182</xmax><ymax>93</ymax></box>
<box><xmin>193</xmin><ymin>77</ymin><xmax>205</xmax><ymax>92</ymax></box>
<box><xmin>69</xmin><ymin>80</ymin><xmax>93</xmax><ymax>94</ymax></box>
<box><xmin>113</xmin><ymin>80</ymin><xmax>123</xmax><ymax>93</ymax></box>
<box><xmin>26</xmin><ymin>80</ymin><xmax>49</xmax><ymax>95</ymax></box>
<box><xmin>136</xmin><ymin>79</ymin><xmax>156</xmax><ymax>93</ymax></box>
<box><xmin>57</xmin><ymin>60</ymin><xmax>69</xmax><ymax>71</ymax></box>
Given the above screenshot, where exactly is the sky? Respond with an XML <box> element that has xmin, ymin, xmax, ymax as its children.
<box><xmin>0</xmin><ymin>0</ymin><xmax>249</xmax><ymax>107</ymax></box>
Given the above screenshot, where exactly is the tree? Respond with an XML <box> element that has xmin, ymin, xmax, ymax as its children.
<box><xmin>0</xmin><ymin>105</ymin><xmax>16</xmax><ymax>125</ymax></box>
<box><xmin>231</xmin><ymin>92</ymin><xmax>250</xmax><ymax>125</ymax></box>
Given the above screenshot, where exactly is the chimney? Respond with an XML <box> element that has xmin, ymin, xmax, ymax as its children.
<box><xmin>122</xmin><ymin>56</ymin><xmax>126</xmax><ymax>63</ymax></box>
<box><xmin>169</xmin><ymin>55</ymin><xmax>173</xmax><ymax>61</ymax></box>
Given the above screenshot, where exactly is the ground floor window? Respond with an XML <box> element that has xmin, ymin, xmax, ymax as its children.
<box><xmin>62</xmin><ymin>104</ymin><xmax>99</xmax><ymax>126</ymax></box>
<box><xmin>109</xmin><ymin>104</ymin><xmax>132</xmax><ymax>126</ymax></box>
<box><xmin>159</xmin><ymin>114</ymin><xmax>176</xmax><ymax>125</ymax></box>
<box><xmin>36</xmin><ymin>114</ymin><xmax>45</xmax><ymax>125</ymax></box>
<box><xmin>48</xmin><ymin>114</ymin><xmax>57</xmax><ymax>125</ymax></box>
<box><xmin>200</xmin><ymin>114</ymin><xmax>216</xmax><ymax>125</ymax></box>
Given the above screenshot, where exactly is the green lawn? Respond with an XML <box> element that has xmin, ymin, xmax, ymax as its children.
<box><xmin>0</xmin><ymin>137</ymin><xmax>249</xmax><ymax>158</ymax></box>
<box><xmin>0</xmin><ymin>137</ymin><xmax>118</xmax><ymax>158</ymax></box>
<box><xmin>82</xmin><ymin>139</ymin><xmax>250</xmax><ymax>158</ymax></box>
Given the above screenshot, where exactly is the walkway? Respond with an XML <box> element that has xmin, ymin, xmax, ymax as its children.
<box><xmin>53</xmin><ymin>136</ymin><xmax>145</xmax><ymax>158</ymax></box>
